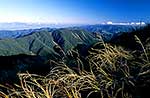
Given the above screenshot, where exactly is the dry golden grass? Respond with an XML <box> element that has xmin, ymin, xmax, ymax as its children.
<box><xmin>0</xmin><ymin>35</ymin><xmax>150</xmax><ymax>98</ymax></box>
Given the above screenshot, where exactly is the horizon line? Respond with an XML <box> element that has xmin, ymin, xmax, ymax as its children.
<box><xmin>0</xmin><ymin>21</ymin><xmax>148</xmax><ymax>24</ymax></box>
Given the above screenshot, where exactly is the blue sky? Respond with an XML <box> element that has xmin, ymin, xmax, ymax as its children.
<box><xmin>0</xmin><ymin>0</ymin><xmax>149</xmax><ymax>24</ymax></box>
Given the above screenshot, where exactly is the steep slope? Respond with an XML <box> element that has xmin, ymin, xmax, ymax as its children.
<box><xmin>52</xmin><ymin>28</ymin><xmax>98</xmax><ymax>51</ymax></box>
<box><xmin>0</xmin><ymin>29</ymin><xmax>99</xmax><ymax>56</ymax></box>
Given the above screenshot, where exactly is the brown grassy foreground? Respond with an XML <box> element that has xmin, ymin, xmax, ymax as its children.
<box><xmin>0</xmin><ymin>35</ymin><xmax>150</xmax><ymax>98</ymax></box>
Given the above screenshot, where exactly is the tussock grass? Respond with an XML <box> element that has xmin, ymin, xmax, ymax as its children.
<box><xmin>0</xmin><ymin>35</ymin><xmax>150</xmax><ymax>98</ymax></box>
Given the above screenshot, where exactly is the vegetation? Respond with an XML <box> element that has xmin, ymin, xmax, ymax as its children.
<box><xmin>0</xmin><ymin>26</ymin><xmax>150</xmax><ymax>98</ymax></box>
<box><xmin>0</xmin><ymin>29</ymin><xmax>98</xmax><ymax>56</ymax></box>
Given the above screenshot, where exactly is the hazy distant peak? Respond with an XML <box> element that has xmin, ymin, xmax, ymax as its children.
<box><xmin>102</xmin><ymin>21</ymin><xmax>146</xmax><ymax>25</ymax></box>
<box><xmin>0</xmin><ymin>22</ymin><xmax>80</xmax><ymax>30</ymax></box>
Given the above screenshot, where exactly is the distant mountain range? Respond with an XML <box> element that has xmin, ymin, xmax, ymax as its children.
<box><xmin>72</xmin><ymin>24</ymin><xmax>142</xmax><ymax>41</ymax></box>
<box><xmin>0</xmin><ymin>22</ymin><xmax>82</xmax><ymax>30</ymax></box>
<box><xmin>0</xmin><ymin>22</ymin><xmax>146</xmax><ymax>30</ymax></box>
<box><xmin>0</xmin><ymin>23</ymin><xmax>146</xmax><ymax>56</ymax></box>
<box><xmin>0</xmin><ymin>23</ymin><xmax>142</xmax><ymax>39</ymax></box>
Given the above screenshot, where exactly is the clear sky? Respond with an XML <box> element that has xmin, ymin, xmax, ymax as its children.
<box><xmin>0</xmin><ymin>0</ymin><xmax>149</xmax><ymax>24</ymax></box>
